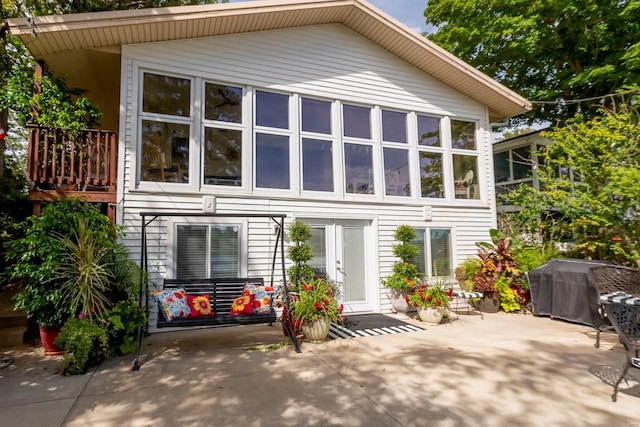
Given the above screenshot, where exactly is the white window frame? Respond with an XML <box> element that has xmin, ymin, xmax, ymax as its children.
<box><xmin>166</xmin><ymin>217</ymin><xmax>248</xmax><ymax>279</ymax></box>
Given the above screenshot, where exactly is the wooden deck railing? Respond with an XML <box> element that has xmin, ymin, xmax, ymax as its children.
<box><xmin>27</xmin><ymin>125</ymin><xmax>117</xmax><ymax>196</ymax></box>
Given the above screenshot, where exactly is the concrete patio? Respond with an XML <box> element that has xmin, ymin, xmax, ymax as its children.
<box><xmin>0</xmin><ymin>311</ymin><xmax>639</xmax><ymax>427</ymax></box>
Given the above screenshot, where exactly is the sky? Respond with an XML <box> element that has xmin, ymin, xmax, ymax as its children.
<box><xmin>229</xmin><ymin>0</ymin><xmax>431</xmax><ymax>34</ymax></box>
<box><xmin>367</xmin><ymin>0</ymin><xmax>430</xmax><ymax>34</ymax></box>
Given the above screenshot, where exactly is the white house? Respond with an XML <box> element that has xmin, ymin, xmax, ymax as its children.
<box><xmin>9</xmin><ymin>0</ymin><xmax>531</xmax><ymax>324</ymax></box>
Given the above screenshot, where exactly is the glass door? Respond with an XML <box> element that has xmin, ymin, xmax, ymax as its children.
<box><xmin>306</xmin><ymin>219</ymin><xmax>373</xmax><ymax>313</ymax></box>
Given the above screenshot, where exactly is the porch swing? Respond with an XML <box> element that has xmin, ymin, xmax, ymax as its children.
<box><xmin>132</xmin><ymin>212</ymin><xmax>301</xmax><ymax>371</ymax></box>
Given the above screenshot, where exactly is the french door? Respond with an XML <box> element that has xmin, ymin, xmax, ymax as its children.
<box><xmin>305</xmin><ymin>219</ymin><xmax>374</xmax><ymax>313</ymax></box>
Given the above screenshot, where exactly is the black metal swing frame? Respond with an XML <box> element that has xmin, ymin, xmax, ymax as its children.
<box><xmin>131</xmin><ymin>212</ymin><xmax>301</xmax><ymax>371</ymax></box>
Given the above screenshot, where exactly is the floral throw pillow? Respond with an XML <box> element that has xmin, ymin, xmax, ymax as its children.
<box><xmin>230</xmin><ymin>294</ymin><xmax>255</xmax><ymax>315</ymax></box>
<box><xmin>243</xmin><ymin>282</ymin><xmax>275</xmax><ymax>314</ymax></box>
<box><xmin>151</xmin><ymin>288</ymin><xmax>190</xmax><ymax>321</ymax></box>
<box><xmin>187</xmin><ymin>294</ymin><xmax>214</xmax><ymax>318</ymax></box>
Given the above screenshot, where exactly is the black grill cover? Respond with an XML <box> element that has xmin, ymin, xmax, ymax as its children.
<box><xmin>528</xmin><ymin>258</ymin><xmax>613</xmax><ymax>327</ymax></box>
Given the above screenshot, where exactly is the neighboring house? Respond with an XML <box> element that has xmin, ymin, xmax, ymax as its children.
<box><xmin>9</xmin><ymin>0</ymin><xmax>530</xmax><ymax>324</ymax></box>
<box><xmin>493</xmin><ymin>130</ymin><xmax>550</xmax><ymax>213</ymax></box>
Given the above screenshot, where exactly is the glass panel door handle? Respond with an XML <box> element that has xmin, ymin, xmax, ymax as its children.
<box><xmin>336</xmin><ymin>259</ymin><xmax>346</xmax><ymax>276</ymax></box>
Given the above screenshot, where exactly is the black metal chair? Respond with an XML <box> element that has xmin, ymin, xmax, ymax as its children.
<box><xmin>605</xmin><ymin>302</ymin><xmax>640</xmax><ymax>402</ymax></box>
<box><xmin>590</xmin><ymin>265</ymin><xmax>640</xmax><ymax>348</ymax></box>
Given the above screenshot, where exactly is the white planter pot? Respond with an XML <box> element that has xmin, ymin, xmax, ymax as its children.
<box><xmin>417</xmin><ymin>306</ymin><xmax>445</xmax><ymax>324</ymax></box>
<box><xmin>301</xmin><ymin>316</ymin><xmax>331</xmax><ymax>343</ymax></box>
<box><xmin>389</xmin><ymin>289</ymin><xmax>411</xmax><ymax>317</ymax></box>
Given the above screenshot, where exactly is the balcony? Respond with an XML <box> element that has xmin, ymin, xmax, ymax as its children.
<box><xmin>26</xmin><ymin>125</ymin><xmax>117</xmax><ymax>216</ymax></box>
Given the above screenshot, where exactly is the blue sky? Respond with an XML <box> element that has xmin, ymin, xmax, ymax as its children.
<box><xmin>229</xmin><ymin>0</ymin><xmax>431</xmax><ymax>34</ymax></box>
<box><xmin>368</xmin><ymin>0</ymin><xmax>430</xmax><ymax>34</ymax></box>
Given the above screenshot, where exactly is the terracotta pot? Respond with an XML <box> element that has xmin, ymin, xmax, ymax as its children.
<box><xmin>417</xmin><ymin>306</ymin><xmax>445</xmax><ymax>324</ymax></box>
<box><xmin>301</xmin><ymin>316</ymin><xmax>331</xmax><ymax>343</ymax></box>
<box><xmin>39</xmin><ymin>326</ymin><xmax>64</xmax><ymax>356</ymax></box>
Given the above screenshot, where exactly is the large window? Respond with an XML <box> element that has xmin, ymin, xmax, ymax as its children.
<box><xmin>451</xmin><ymin>119</ymin><xmax>479</xmax><ymax>200</ymax></box>
<box><xmin>411</xmin><ymin>228</ymin><xmax>452</xmax><ymax>277</ymax></box>
<box><xmin>343</xmin><ymin>104</ymin><xmax>374</xmax><ymax>195</ymax></box>
<box><xmin>175</xmin><ymin>224</ymin><xmax>240</xmax><ymax>279</ymax></box>
<box><xmin>255</xmin><ymin>91</ymin><xmax>291</xmax><ymax>189</ymax></box>
<box><xmin>140</xmin><ymin>72</ymin><xmax>191</xmax><ymax>183</ymax></box>
<box><xmin>417</xmin><ymin>115</ymin><xmax>443</xmax><ymax>198</ymax></box>
<box><xmin>137</xmin><ymin>71</ymin><xmax>485</xmax><ymax>202</ymax></box>
<box><xmin>203</xmin><ymin>83</ymin><xmax>243</xmax><ymax>187</ymax></box>
<box><xmin>301</xmin><ymin>98</ymin><xmax>333</xmax><ymax>192</ymax></box>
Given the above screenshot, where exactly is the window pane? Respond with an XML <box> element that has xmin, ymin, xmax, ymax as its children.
<box><xmin>418</xmin><ymin>115</ymin><xmax>440</xmax><ymax>147</ymax></box>
<box><xmin>343</xmin><ymin>104</ymin><xmax>371</xmax><ymax>139</ymax></box>
<box><xmin>256</xmin><ymin>133</ymin><xmax>290</xmax><ymax>189</ymax></box>
<box><xmin>140</xmin><ymin>120</ymin><xmax>189</xmax><ymax>183</ymax></box>
<box><xmin>430</xmin><ymin>229</ymin><xmax>451</xmax><ymax>276</ymax></box>
<box><xmin>453</xmin><ymin>154</ymin><xmax>479</xmax><ymax>199</ymax></box>
<box><xmin>302</xmin><ymin>98</ymin><xmax>331</xmax><ymax>134</ymax></box>
<box><xmin>382</xmin><ymin>110</ymin><xmax>407</xmax><ymax>143</ymax></box>
<box><xmin>343</xmin><ymin>227</ymin><xmax>366</xmax><ymax>301</ymax></box>
<box><xmin>419</xmin><ymin>152</ymin><xmax>444</xmax><ymax>198</ymax></box>
<box><xmin>256</xmin><ymin>91</ymin><xmax>289</xmax><ymax>129</ymax></box>
<box><xmin>205</xmin><ymin>83</ymin><xmax>242</xmax><ymax>123</ymax></box>
<box><xmin>309</xmin><ymin>227</ymin><xmax>327</xmax><ymax>279</ymax></box>
<box><xmin>344</xmin><ymin>143</ymin><xmax>374</xmax><ymax>194</ymax></box>
<box><xmin>451</xmin><ymin>119</ymin><xmax>476</xmax><ymax>150</ymax></box>
<box><xmin>142</xmin><ymin>73</ymin><xmax>190</xmax><ymax>117</ymax></box>
<box><xmin>411</xmin><ymin>229</ymin><xmax>426</xmax><ymax>275</ymax></box>
<box><xmin>176</xmin><ymin>225</ymin><xmax>207</xmax><ymax>279</ymax></box>
<box><xmin>494</xmin><ymin>151</ymin><xmax>510</xmax><ymax>182</ymax></box>
<box><xmin>210</xmin><ymin>225</ymin><xmax>239</xmax><ymax>278</ymax></box>
<box><xmin>383</xmin><ymin>148</ymin><xmax>410</xmax><ymax>196</ymax></box>
<box><xmin>204</xmin><ymin>128</ymin><xmax>242</xmax><ymax>186</ymax></box>
<box><xmin>512</xmin><ymin>147</ymin><xmax>532</xmax><ymax>180</ymax></box>
<box><xmin>302</xmin><ymin>138</ymin><xmax>333</xmax><ymax>192</ymax></box>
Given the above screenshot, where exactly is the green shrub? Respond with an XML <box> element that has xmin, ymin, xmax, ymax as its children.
<box><xmin>55</xmin><ymin>316</ymin><xmax>110</xmax><ymax>375</ymax></box>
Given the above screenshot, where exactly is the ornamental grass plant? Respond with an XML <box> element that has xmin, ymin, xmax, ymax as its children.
<box><xmin>291</xmin><ymin>278</ymin><xmax>343</xmax><ymax>324</ymax></box>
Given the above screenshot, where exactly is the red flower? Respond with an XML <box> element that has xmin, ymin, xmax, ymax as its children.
<box><xmin>436</xmin><ymin>300</ymin><xmax>442</xmax><ymax>306</ymax></box>
<box><xmin>314</xmin><ymin>302</ymin><xmax>322</xmax><ymax>310</ymax></box>
<box><xmin>612</xmin><ymin>236</ymin><xmax>623</xmax><ymax>242</ymax></box>
<box><xmin>339</xmin><ymin>304</ymin><xmax>344</xmax><ymax>314</ymax></box>
<box><xmin>302</xmin><ymin>283</ymin><xmax>313</xmax><ymax>291</ymax></box>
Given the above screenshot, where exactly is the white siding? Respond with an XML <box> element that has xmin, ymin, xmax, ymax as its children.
<box><xmin>118</xmin><ymin>23</ymin><xmax>495</xmax><ymax>322</ymax></box>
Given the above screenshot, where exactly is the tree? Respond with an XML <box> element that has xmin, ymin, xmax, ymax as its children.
<box><xmin>424</xmin><ymin>0</ymin><xmax>640</xmax><ymax>125</ymax></box>
<box><xmin>501</xmin><ymin>102</ymin><xmax>640</xmax><ymax>266</ymax></box>
<box><xmin>0</xmin><ymin>0</ymin><xmax>227</xmax><ymax>177</ymax></box>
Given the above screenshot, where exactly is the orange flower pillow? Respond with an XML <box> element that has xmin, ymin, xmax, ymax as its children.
<box><xmin>243</xmin><ymin>282</ymin><xmax>276</xmax><ymax>314</ymax></box>
<box><xmin>230</xmin><ymin>294</ymin><xmax>255</xmax><ymax>315</ymax></box>
<box><xmin>187</xmin><ymin>294</ymin><xmax>214</xmax><ymax>318</ymax></box>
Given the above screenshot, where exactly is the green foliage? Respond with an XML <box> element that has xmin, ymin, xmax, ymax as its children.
<box><xmin>392</xmin><ymin>224</ymin><xmax>419</xmax><ymax>261</ymax></box>
<box><xmin>454</xmin><ymin>258</ymin><xmax>481</xmax><ymax>291</ymax></box>
<box><xmin>54</xmin><ymin>219</ymin><xmax>114</xmax><ymax>320</ymax></box>
<box><xmin>7</xmin><ymin>199</ymin><xmax>123</xmax><ymax>327</ymax></box>
<box><xmin>408</xmin><ymin>278</ymin><xmax>453</xmax><ymax>309</ymax></box>
<box><xmin>286</xmin><ymin>221</ymin><xmax>315</xmax><ymax>288</ymax></box>
<box><xmin>382</xmin><ymin>225</ymin><xmax>421</xmax><ymax>291</ymax></box>
<box><xmin>291</xmin><ymin>278</ymin><xmax>342</xmax><ymax>324</ymax></box>
<box><xmin>103</xmin><ymin>300</ymin><xmax>146</xmax><ymax>355</ymax></box>
<box><xmin>425</xmin><ymin>0</ymin><xmax>640</xmax><ymax>124</ymax></box>
<box><xmin>33</xmin><ymin>75</ymin><xmax>102</xmax><ymax>134</ymax></box>
<box><xmin>502</xmin><ymin>106</ymin><xmax>640</xmax><ymax>266</ymax></box>
<box><xmin>494</xmin><ymin>276</ymin><xmax>520</xmax><ymax>313</ymax></box>
<box><xmin>55</xmin><ymin>315</ymin><xmax>110</xmax><ymax>375</ymax></box>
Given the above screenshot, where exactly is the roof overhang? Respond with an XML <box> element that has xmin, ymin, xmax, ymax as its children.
<box><xmin>8</xmin><ymin>0</ymin><xmax>531</xmax><ymax>122</ymax></box>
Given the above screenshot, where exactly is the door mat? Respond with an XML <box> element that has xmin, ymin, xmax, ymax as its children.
<box><xmin>328</xmin><ymin>313</ymin><xmax>424</xmax><ymax>340</ymax></box>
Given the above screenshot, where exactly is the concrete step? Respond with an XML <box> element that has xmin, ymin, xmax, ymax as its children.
<box><xmin>0</xmin><ymin>326</ymin><xmax>27</xmax><ymax>348</ymax></box>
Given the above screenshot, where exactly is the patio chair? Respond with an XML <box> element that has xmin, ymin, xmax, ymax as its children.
<box><xmin>590</xmin><ymin>265</ymin><xmax>640</xmax><ymax>348</ymax></box>
<box><xmin>604</xmin><ymin>302</ymin><xmax>640</xmax><ymax>402</ymax></box>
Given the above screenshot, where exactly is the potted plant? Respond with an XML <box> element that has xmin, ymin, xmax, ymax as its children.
<box><xmin>7</xmin><ymin>199</ymin><xmax>121</xmax><ymax>355</ymax></box>
<box><xmin>291</xmin><ymin>278</ymin><xmax>343</xmax><ymax>343</ymax></box>
<box><xmin>471</xmin><ymin>229</ymin><xmax>523</xmax><ymax>313</ymax></box>
<box><xmin>381</xmin><ymin>225</ymin><xmax>420</xmax><ymax>316</ymax></box>
<box><xmin>408</xmin><ymin>278</ymin><xmax>453</xmax><ymax>324</ymax></box>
